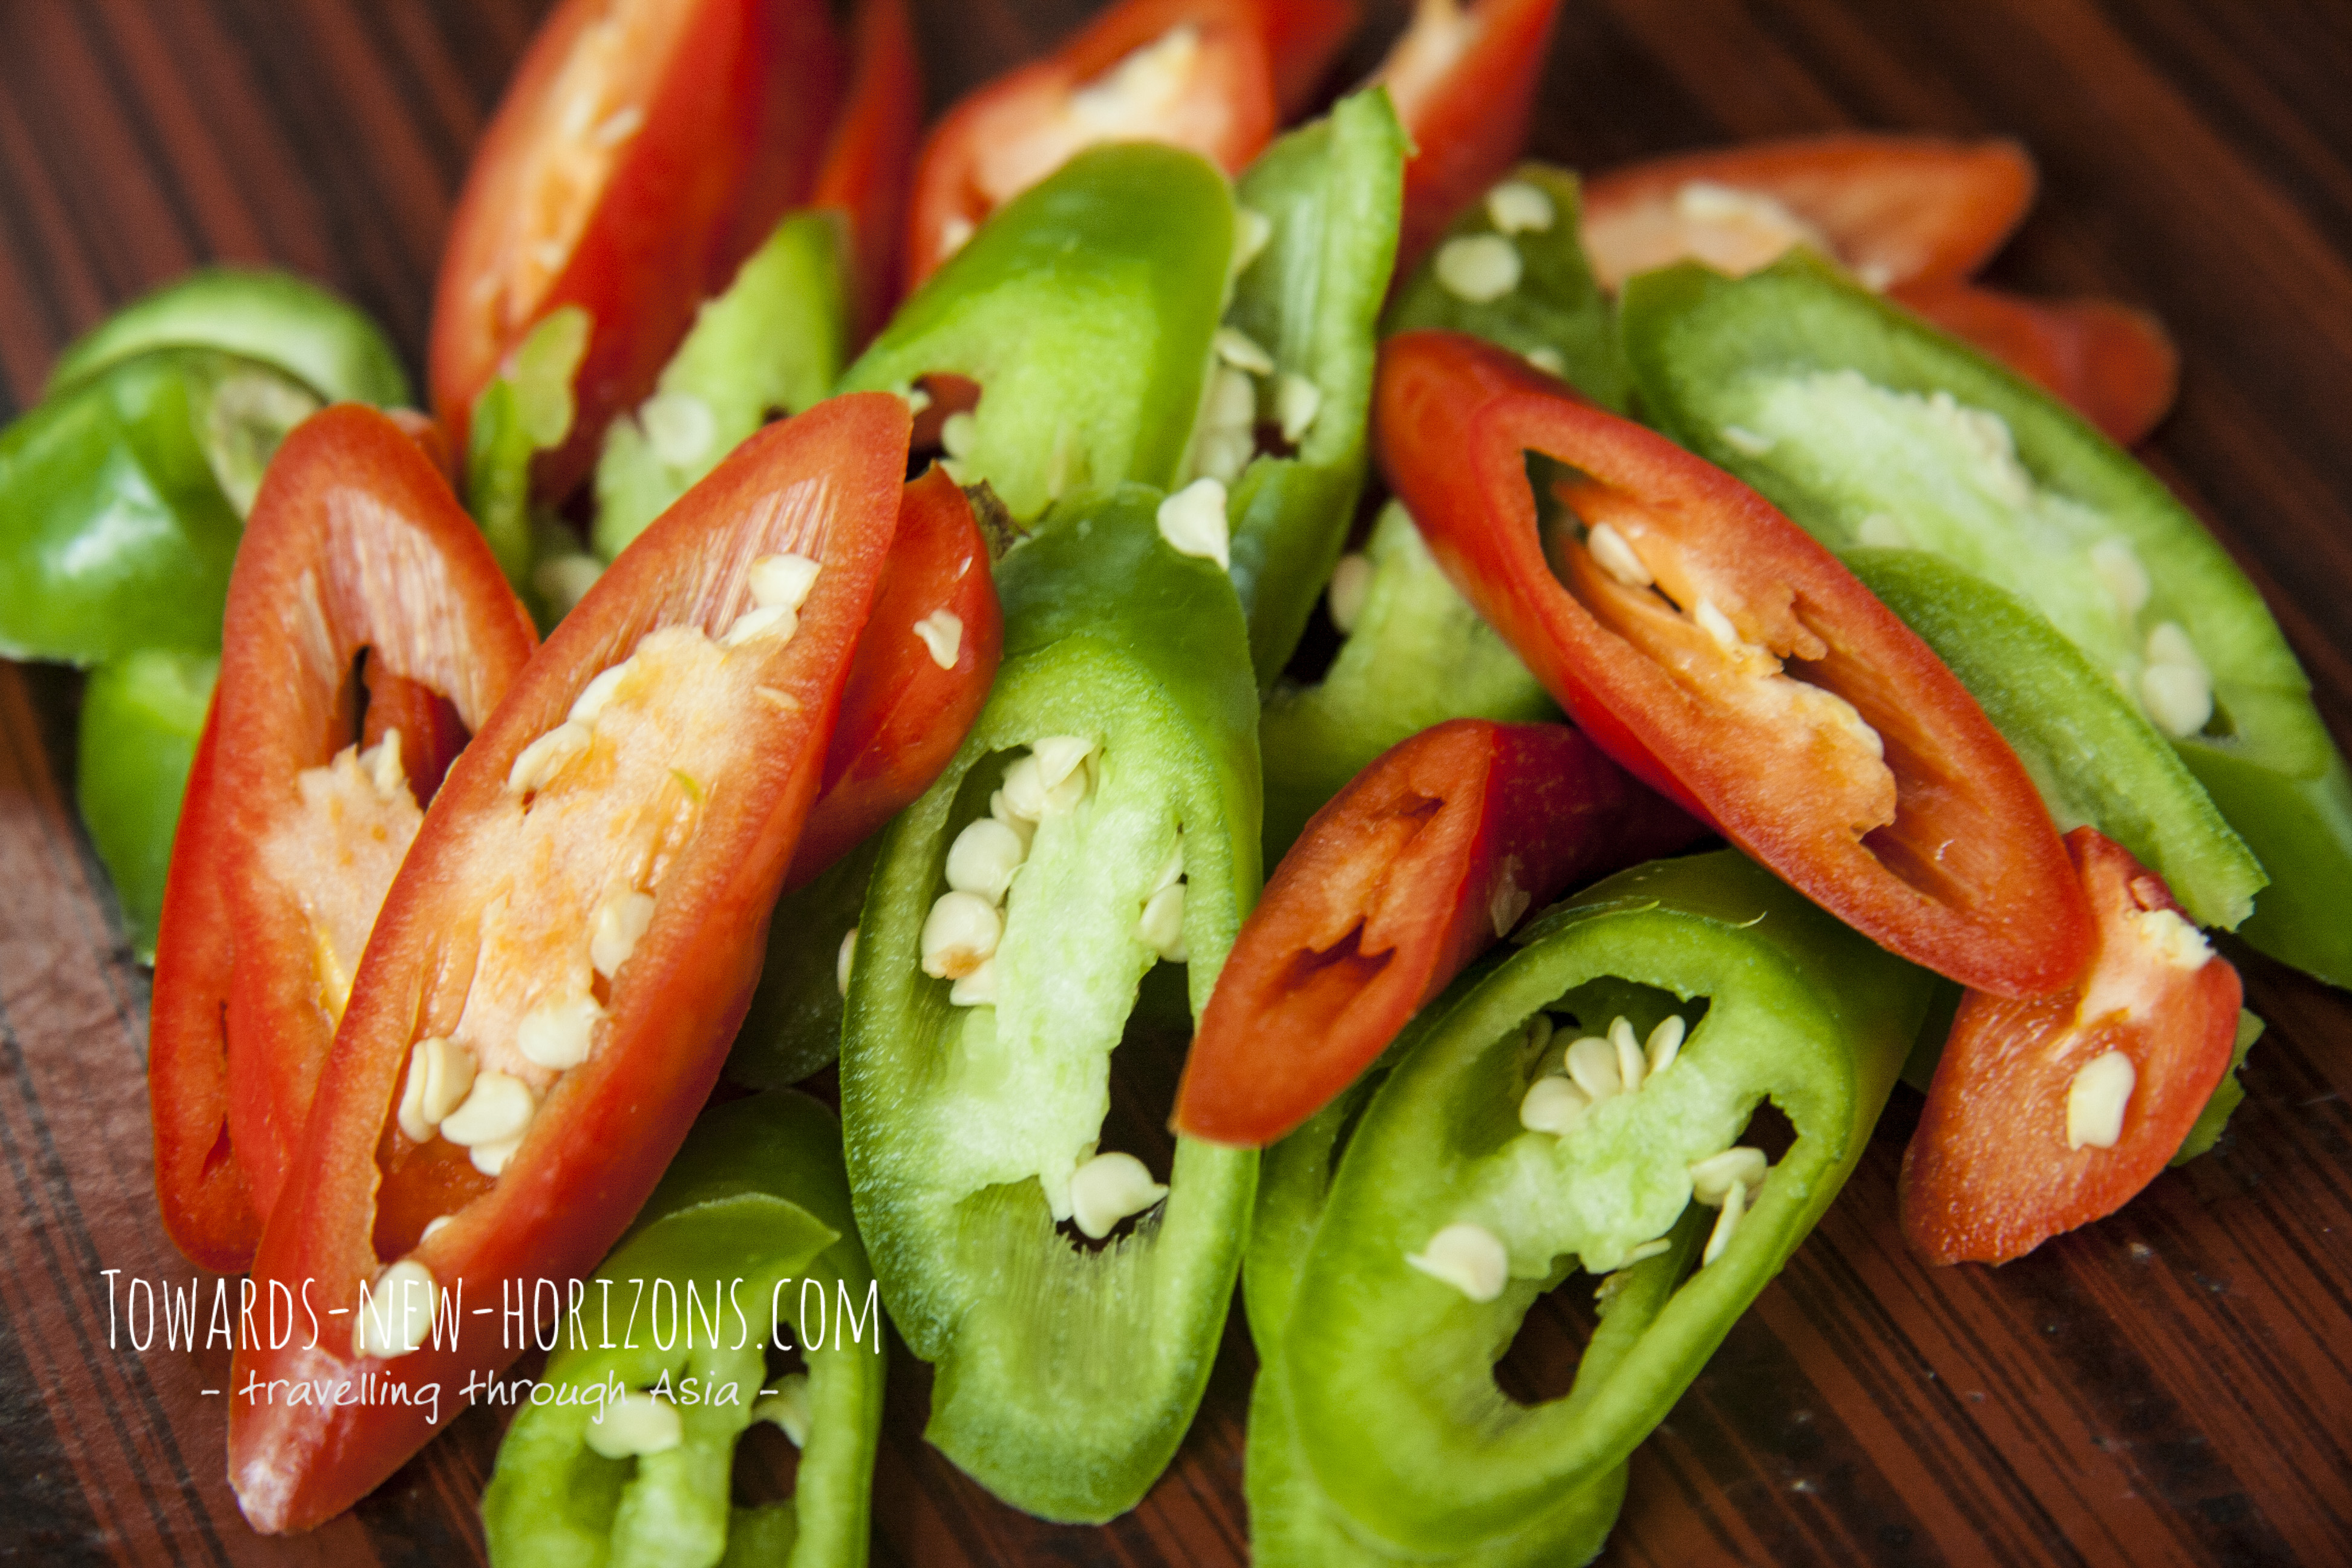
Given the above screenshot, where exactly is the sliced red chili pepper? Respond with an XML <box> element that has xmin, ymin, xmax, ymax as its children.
<box><xmin>1890</xmin><ymin>278</ymin><xmax>2181</xmax><ymax>447</ymax></box>
<box><xmin>1373</xmin><ymin>0</ymin><xmax>1566</xmax><ymax>273</ymax></box>
<box><xmin>227</xmin><ymin>393</ymin><xmax>911</xmax><ymax>1534</ymax></box>
<box><xmin>194</xmin><ymin>406</ymin><xmax>540</xmax><ymax>1252</ymax></box>
<box><xmin>1901</xmin><ymin>828</ymin><xmax>2242</xmax><ymax>1266</ymax></box>
<box><xmin>903</xmin><ymin>0</ymin><xmax>1277</xmax><ymax>289</ymax></box>
<box><xmin>1580</xmin><ymin>132</ymin><xmax>2037</xmax><ymax>295</ymax></box>
<box><xmin>807</xmin><ymin>0</ymin><xmax>924</xmax><ymax>345</ymax></box>
<box><xmin>786</xmin><ymin>463</ymin><xmax>1003</xmax><ymax>888</ymax></box>
<box><xmin>1374</xmin><ymin>330</ymin><xmax>2090</xmax><ymax>998</ymax></box>
<box><xmin>1244</xmin><ymin>0</ymin><xmax>1360</xmax><ymax>116</ymax></box>
<box><xmin>716</xmin><ymin>0</ymin><xmax>849</xmax><ymax>284</ymax></box>
<box><xmin>1175</xmin><ymin>718</ymin><xmax>1701</xmax><ymax>1147</ymax></box>
<box><xmin>148</xmin><ymin>709</ymin><xmax>256</xmax><ymax>1272</ymax></box>
<box><xmin>428</xmin><ymin>0</ymin><xmax>785</xmax><ymax>498</ymax></box>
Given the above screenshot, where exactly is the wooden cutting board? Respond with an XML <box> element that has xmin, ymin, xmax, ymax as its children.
<box><xmin>2</xmin><ymin>1</ymin><xmax>2347</xmax><ymax>1563</ymax></box>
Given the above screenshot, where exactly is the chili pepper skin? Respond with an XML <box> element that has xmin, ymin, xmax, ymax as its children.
<box><xmin>0</xmin><ymin>348</ymin><xmax>318</xmax><ymax>664</ymax></box>
<box><xmin>806</xmin><ymin>0</ymin><xmax>923</xmax><ymax>347</ymax></box>
<box><xmin>1259</xmin><ymin>503</ymin><xmax>1556</xmax><ymax>860</ymax></box>
<box><xmin>840</xmin><ymin>484</ymin><xmax>1261</xmax><ymax>1523</ymax></box>
<box><xmin>1580</xmin><ymin>132</ymin><xmax>2036</xmax><ymax>296</ymax></box>
<box><xmin>1621</xmin><ymin>251</ymin><xmax>2352</xmax><ymax>988</ymax></box>
<box><xmin>48</xmin><ymin>267</ymin><xmax>411</xmax><ymax>408</ymax></box>
<box><xmin>1217</xmin><ymin>88</ymin><xmax>1406</xmax><ymax>689</ymax></box>
<box><xmin>1376</xmin><ymin>328</ymin><xmax>2088</xmax><ymax>998</ymax></box>
<box><xmin>1372</xmin><ymin>0</ymin><xmax>1566</xmax><ymax>276</ymax></box>
<box><xmin>1844</xmin><ymin>547</ymin><xmax>2262</xmax><ymax>932</ymax></box>
<box><xmin>482</xmin><ymin>1089</ymin><xmax>884</xmax><ymax>1568</ymax></box>
<box><xmin>1384</xmin><ymin>162</ymin><xmax>1630</xmax><ymax>413</ymax></box>
<box><xmin>1247</xmin><ymin>0</ymin><xmax>1359</xmax><ymax>116</ymax></box>
<box><xmin>76</xmin><ymin>648</ymin><xmax>216</xmax><ymax>962</ymax></box>
<box><xmin>1281</xmin><ymin>850</ymin><xmax>1930</xmax><ymax>1558</ymax></box>
<box><xmin>842</xmin><ymin>142</ymin><xmax>1235</xmax><ymax>525</ymax></box>
<box><xmin>1901</xmin><ymin>829</ymin><xmax>2243</xmax><ymax>1266</ymax></box>
<box><xmin>595</xmin><ymin>212</ymin><xmax>851</xmax><ymax>561</ymax></box>
<box><xmin>1177</xmin><ymin>719</ymin><xmax>1701</xmax><ymax>1147</ymax></box>
<box><xmin>227</xmin><ymin>394</ymin><xmax>910</xmax><ymax>1534</ymax></box>
<box><xmin>466</xmin><ymin>307</ymin><xmax>593</xmax><ymax>609</ymax></box>
<box><xmin>902</xmin><ymin>0</ymin><xmax>1276</xmax><ymax>290</ymax></box>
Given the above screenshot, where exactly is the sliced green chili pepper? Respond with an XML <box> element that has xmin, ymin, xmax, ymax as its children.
<box><xmin>1383</xmin><ymin>163</ymin><xmax>1630</xmax><ymax>413</ymax></box>
<box><xmin>76</xmin><ymin>647</ymin><xmax>215</xmax><ymax>962</ymax></box>
<box><xmin>1213</xmin><ymin>88</ymin><xmax>1405</xmax><ymax>689</ymax></box>
<box><xmin>839</xmin><ymin>143</ymin><xmax>1234</xmax><ymax>524</ymax></box>
<box><xmin>46</xmin><ymin>266</ymin><xmax>411</xmax><ymax>408</ymax></box>
<box><xmin>840</xmin><ymin>484</ymin><xmax>1260</xmax><ymax>1523</ymax></box>
<box><xmin>595</xmin><ymin>212</ymin><xmax>851</xmax><ymax>562</ymax></box>
<box><xmin>2171</xmin><ymin>1008</ymin><xmax>2262</xmax><ymax>1166</ymax></box>
<box><xmin>1621</xmin><ymin>251</ymin><xmax>2352</xmax><ymax>987</ymax></box>
<box><xmin>727</xmin><ymin>834</ymin><xmax>885</xmax><ymax>1089</ymax></box>
<box><xmin>1259</xmin><ymin>501</ymin><xmax>1557</xmax><ymax>858</ymax></box>
<box><xmin>1844</xmin><ymin>546</ymin><xmax>2264</xmax><ymax>930</ymax></box>
<box><xmin>482</xmin><ymin>1089</ymin><xmax>884</xmax><ymax>1568</ymax></box>
<box><xmin>1281</xmin><ymin>849</ymin><xmax>1930</xmax><ymax>1558</ymax></box>
<box><xmin>1243</xmin><ymin>1056</ymin><xmax>1633</xmax><ymax>1566</ymax></box>
<box><xmin>0</xmin><ymin>347</ymin><xmax>318</xmax><ymax>664</ymax></box>
<box><xmin>465</xmin><ymin>306</ymin><xmax>592</xmax><ymax>617</ymax></box>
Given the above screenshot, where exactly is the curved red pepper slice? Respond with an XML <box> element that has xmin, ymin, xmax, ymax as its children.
<box><xmin>1890</xmin><ymin>279</ymin><xmax>2181</xmax><ymax>447</ymax></box>
<box><xmin>786</xmin><ymin>463</ymin><xmax>1003</xmax><ymax>889</ymax></box>
<box><xmin>227</xmin><ymin>394</ymin><xmax>912</xmax><ymax>1533</ymax></box>
<box><xmin>428</xmin><ymin>0</ymin><xmax>788</xmax><ymax>498</ymax></box>
<box><xmin>1580</xmin><ymin>132</ymin><xmax>2037</xmax><ymax>295</ymax></box>
<box><xmin>1175</xmin><ymin>718</ymin><xmax>1701</xmax><ymax>1147</ymax></box>
<box><xmin>149</xmin><ymin>711</ymin><xmax>255</xmax><ymax>1272</ymax></box>
<box><xmin>1373</xmin><ymin>0</ymin><xmax>1566</xmax><ymax>274</ymax></box>
<box><xmin>149</xmin><ymin>407</ymin><xmax>539</xmax><ymax>1273</ymax></box>
<box><xmin>717</xmin><ymin>0</ymin><xmax>849</xmax><ymax>286</ymax></box>
<box><xmin>1901</xmin><ymin>828</ymin><xmax>2242</xmax><ymax>1266</ymax></box>
<box><xmin>1375</xmin><ymin>330</ymin><xmax>2089</xmax><ymax>998</ymax></box>
<box><xmin>807</xmin><ymin>0</ymin><xmax>923</xmax><ymax>346</ymax></box>
<box><xmin>903</xmin><ymin>0</ymin><xmax>1277</xmax><ymax>289</ymax></box>
<box><xmin>1246</xmin><ymin>0</ymin><xmax>1360</xmax><ymax>116</ymax></box>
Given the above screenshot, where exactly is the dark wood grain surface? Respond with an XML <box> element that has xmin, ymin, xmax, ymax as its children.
<box><xmin>3</xmin><ymin>1</ymin><xmax>2349</xmax><ymax>1563</ymax></box>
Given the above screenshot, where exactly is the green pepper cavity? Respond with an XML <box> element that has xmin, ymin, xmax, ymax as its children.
<box><xmin>1622</xmin><ymin>252</ymin><xmax>2352</xmax><ymax>987</ymax></box>
<box><xmin>595</xmin><ymin>212</ymin><xmax>850</xmax><ymax>562</ymax></box>
<box><xmin>840</xmin><ymin>484</ymin><xmax>1259</xmax><ymax>1523</ymax></box>
<box><xmin>0</xmin><ymin>347</ymin><xmax>318</xmax><ymax>664</ymax></box>
<box><xmin>1384</xmin><ymin>163</ymin><xmax>1631</xmax><ymax>413</ymax></box>
<box><xmin>1279</xmin><ymin>850</ymin><xmax>1929</xmax><ymax>1558</ymax></box>
<box><xmin>482</xmin><ymin>1090</ymin><xmax>884</xmax><ymax>1568</ymax></box>
<box><xmin>1259</xmin><ymin>501</ymin><xmax>1557</xmax><ymax>859</ymax></box>
<box><xmin>839</xmin><ymin>144</ymin><xmax>1235</xmax><ymax>524</ymax></box>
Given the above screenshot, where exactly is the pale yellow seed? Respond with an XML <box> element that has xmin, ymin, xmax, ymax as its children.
<box><xmin>1405</xmin><ymin>1222</ymin><xmax>1509</xmax><ymax>1301</ymax></box>
<box><xmin>1070</xmin><ymin>1151</ymin><xmax>1168</xmax><ymax>1240</ymax></box>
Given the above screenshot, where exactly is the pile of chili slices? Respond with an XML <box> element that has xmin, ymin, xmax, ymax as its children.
<box><xmin>4</xmin><ymin>0</ymin><xmax>2345</xmax><ymax>1561</ymax></box>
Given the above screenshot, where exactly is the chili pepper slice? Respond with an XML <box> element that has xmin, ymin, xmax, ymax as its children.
<box><xmin>1279</xmin><ymin>849</ymin><xmax>1930</xmax><ymax>1557</ymax></box>
<box><xmin>901</xmin><ymin>0</ymin><xmax>1276</xmax><ymax>289</ymax></box>
<box><xmin>843</xmin><ymin>142</ymin><xmax>1235</xmax><ymax>524</ymax></box>
<box><xmin>1901</xmin><ymin>828</ymin><xmax>2242</xmax><ymax>1266</ymax></box>
<box><xmin>1890</xmin><ymin>278</ymin><xmax>2181</xmax><ymax>446</ymax></box>
<box><xmin>840</xmin><ymin>483</ymin><xmax>1260</xmax><ymax>1523</ymax></box>
<box><xmin>1217</xmin><ymin>87</ymin><xmax>1406</xmax><ymax>687</ymax></box>
<box><xmin>179</xmin><ymin>405</ymin><xmax>538</xmax><ymax>1253</ymax></box>
<box><xmin>1261</xmin><ymin>502</ymin><xmax>1557</xmax><ymax>861</ymax></box>
<box><xmin>1376</xmin><ymin>328</ymin><xmax>2088</xmax><ymax>997</ymax></box>
<box><xmin>77</xmin><ymin>648</ymin><xmax>217</xmax><ymax>963</ymax></box>
<box><xmin>47</xmin><ymin>267</ymin><xmax>411</xmax><ymax>408</ymax></box>
<box><xmin>428</xmin><ymin>0</ymin><xmax>791</xmax><ymax>498</ymax></box>
<box><xmin>1619</xmin><ymin>250</ymin><xmax>2352</xmax><ymax>987</ymax></box>
<box><xmin>1844</xmin><ymin>547</ymin><xmax>2262</xmax><ymax>932</ymax></box>
<box><xmin>1177</xmin><ymin>719</ymin><xmax>1699</xmax><ymax>1146</ymax></box>
<box><xmin>808</xmin><ymin>0</ymin><xmax>923</xmax><ymax>347</ymax></box>
<box><xmin>1385</xmin><ymin>162</ymin><xmax>1632</xmax><ymax>413</ymax></box>
<box><xmin>482</xmin><ymin>1089</ymin><xmax>884</xmax><ymax>1566</ymax></box>
<box><xmin>1246</xmin><ymin>0</ymin><xmax>1359</xmax><ymax>116</ymax></box>
<box><xmin>227</xmin><ymin>393</ymin><xmax>911</xmax><ymax>1533</ymax></box>
<box><xmin>1372</xmin><ymin>0</ymin><xmax>1566</xmax><ymax>275</ymax></box>
<box><xmin>1580</xmin><ymin>131</ymin><xmax>2036</xmax><ymax>295</ymax></box>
